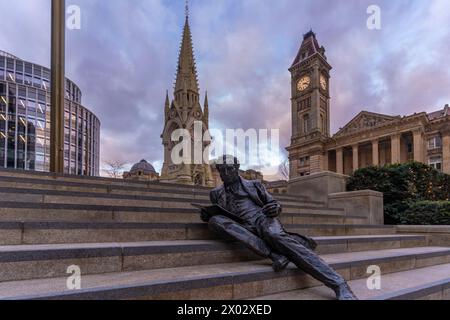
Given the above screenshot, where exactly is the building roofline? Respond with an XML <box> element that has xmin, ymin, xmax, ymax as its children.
<box><xmin>0</xmin><ymin>50</ymin><xmax>20</xmax><ymax>60</ymax></box>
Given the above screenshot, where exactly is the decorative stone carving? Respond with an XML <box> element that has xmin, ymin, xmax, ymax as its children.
<box><xmin>334</xmin><ymin>112</ymin><xmax>399</xmax><ymax>137</ymax></box>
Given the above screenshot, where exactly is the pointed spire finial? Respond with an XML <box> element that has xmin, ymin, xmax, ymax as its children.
<box><xmin>204</xmin><ymin>91</ymin><xmax>209</xmax><ymax>126</ymax></box>
<box><xmin>185</xmin><ymin>0</ymin><xmax>189</xmax><ymax>20</ymax></box>
<box><xmin>165</xmin><ymin>90</ymin><xmax>170</xmax><ymax>104</ymax></box>
<box><xmin>174</xmin><ymin>0</ymin><xmax>200</xmax><ymax>97</ymax></box>
<box><xmin>164</xmin><ymin>90</ymin><xmax>170</xmax><ymax>120</ymax></box>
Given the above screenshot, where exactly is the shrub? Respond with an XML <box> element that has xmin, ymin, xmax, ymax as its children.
<box><xmin>347</xmin><ymin>162</ymin><xmax>450</xmax><ymax>225</ymax></box>
<box><xmin>399</xmin><ymin>201</ymin><xmax>450</xmax><ymax>225</ymax></box>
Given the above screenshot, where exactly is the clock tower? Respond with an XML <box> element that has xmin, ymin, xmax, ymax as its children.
<box><xmin>287</xmin><ymin>30</ymin><xmax>332</xmax><ymax>178</ymax></box>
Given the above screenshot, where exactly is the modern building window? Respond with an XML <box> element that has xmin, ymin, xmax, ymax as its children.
<box><xmin>429</xmin><ymin>156</ymin><xmax>443</xmax><ymax>172</ymax></box>
<box><xmin>0</xmin><ymin>57</ymin><xmax>5</xmax><ymax>80</ymax></box>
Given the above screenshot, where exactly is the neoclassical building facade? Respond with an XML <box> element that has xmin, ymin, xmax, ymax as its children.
<box><xmin>287</xmin><ymin>31</ymin><xmax>450</xmax><ymax>178</ymax></box>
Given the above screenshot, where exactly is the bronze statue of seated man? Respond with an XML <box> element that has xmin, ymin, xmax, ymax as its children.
<box><xmin>200</xmin><ymin>155</ymin><xmax>358</xmax><ymax>300</ymax></box>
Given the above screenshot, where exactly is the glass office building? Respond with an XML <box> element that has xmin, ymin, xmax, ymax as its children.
<box><xmin>0</xmin><ymin>50</ymin><xmax>100</xmax><ymax>176</ymax></box>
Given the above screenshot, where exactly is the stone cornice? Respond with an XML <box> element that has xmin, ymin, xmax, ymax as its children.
<box><xmin>329</xmin><ymin>112</ymin><xmax>430</xmax><ymax>146</ymax></box>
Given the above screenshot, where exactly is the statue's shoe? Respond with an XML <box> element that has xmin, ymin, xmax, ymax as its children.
<box><xmin>334</xmin><ymin>283</ymin><xmax>359</xmax><ymax>300</ymax></box>
<box><xmin>271</xmin><ymin>254</ymin><xmax>290</xmax><ymax>272</ymax></box>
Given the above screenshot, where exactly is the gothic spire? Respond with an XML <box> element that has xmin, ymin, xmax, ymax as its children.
<box><xmin>164</xmin><ymin>90</ymin><xmax>170</xmax><ymax>120</ymax></box>
<box><xmin>174</xmin><ymin>2</ymin><xmax>199</xmax><ymax>96</ymax></box>
<box><xmin>204</xmin><ymin>91</ymin><xmax>209</xmax><ymax>126</ymax></box>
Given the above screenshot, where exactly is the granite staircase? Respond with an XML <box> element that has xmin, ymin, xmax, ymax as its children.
<box><xmin>0</xmin><ymin>168</ymin><xmax>448</xmax><ymax>300</ymax></box>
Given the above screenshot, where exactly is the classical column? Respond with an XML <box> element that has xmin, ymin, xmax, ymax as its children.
<box><xmin>336</xmin><ymin>148</ymin><xmax>344</xmax><ymax>174</ymax></box>
<box><xmin>372</xmin><ymin>139</ymin><xmax>379</xmax><ymax>166</ymax></box>
<box><xmin>391</xmin><ymin>134</ymin><xmax>401</xmax><ymax>164</ymax></box>
<box><xmin>413</xmin><ymin>129</ymin><xmax>425</xmax><ymax>163</ymax></box>
<box><xmin>352</xmin><ymin>144</ymin><xmax>359</xmax><ymax>172</ymax></box>
<box><xmin>443</xmin><ymin>132</ymin><xmax>450</xmax><ymax>175</ymax></box>
<box><xmin>50</xmin><ymin>0</ymin><xmax>66</xmax><ymax>174</ymax></box>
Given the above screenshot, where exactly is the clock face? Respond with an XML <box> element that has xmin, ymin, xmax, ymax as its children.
<box><xmin>297</xmin><ymin>76</ymin><xmax>311</xmax><ymax>92</ymax></box>
<box><xmin>320</xmin><ymin>74</ymin><xmax>327</xmax><ymax>90</ymax></box>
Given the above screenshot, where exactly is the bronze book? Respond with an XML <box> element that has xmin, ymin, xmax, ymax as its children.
<box><xmin>191</xmin><ymin>203</ymin><xmax>244</xmax><ymax>224</ymax></box>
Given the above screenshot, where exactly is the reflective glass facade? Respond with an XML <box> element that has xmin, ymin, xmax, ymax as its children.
<box><xmin>0</xmin><ymin>51</ymin><xmax>100</xmax><ymax>176</ymax></box>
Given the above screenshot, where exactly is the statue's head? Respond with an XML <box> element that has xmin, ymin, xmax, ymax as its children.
<box><xmin>215</xmin><ymin>155</ymin><xmax>240</xmax><ymax>185</ymax></box>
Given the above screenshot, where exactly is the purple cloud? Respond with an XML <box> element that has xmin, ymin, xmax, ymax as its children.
<box><xmin>1</xmin><ymin>0</ymin><xmax>449</xmax><ymax>177</ymax></box>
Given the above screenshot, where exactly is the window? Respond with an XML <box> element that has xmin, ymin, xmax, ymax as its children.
<box><xmin>24</xmin><ymin>63</ymin><xmax>32</xmax><ymax>74</ymax></box>
<box><xmin>6</xmin><ymin>59</ymin><xmax>14</xmax><ymax>72</ymax></box>
<box><xmin>298</xmin><ymin>97</ymin><xmax>311</xmax><ymax>111</ymax></box>
<box><xmin>299</xmin><ymin>156</ymin><xmax>310</xmax><ymax>167</ymax></box>
<box><xmin>303</xmin><ymin>114</ymin><xmax>309</xmax><ymax>134</ymax></box>
<box><xmin>16</xmin><ymin>73</ymin><xmax>23</xmax><ymax>84</ymax></box>
<box><xmin>16</xmin><ymin>62</ymin><xmax>23</xmax><ymax>73</ymax></box>
<box><xmin>428</xmin><ymin>137</ymin><xmax>442</xmax><ymax>150</ymax></box>
<box><xmin>429</xmin><ymin>156</ymin><xmax>442</xmax><ymax>172</ymax></box>
<box><xmin>24</xmin><ymin>75</ymin><xmax>32</xmax><ymax>86</ymax></box>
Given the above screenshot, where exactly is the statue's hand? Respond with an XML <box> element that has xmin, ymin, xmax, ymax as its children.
<box><xmin>200</xmin><ymin>208</ymin><xmax>211</xmax><ymax>223</ymax></box>
<box><xmin>262</xmin><ymin>203</ymin><xmax>281</xmax><ymax>218</ymax></box>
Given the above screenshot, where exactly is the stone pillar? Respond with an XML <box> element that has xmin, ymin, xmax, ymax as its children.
<box><xmin>372</xmin><ymin>139</ymin><xmax>379</xmax><ymax>166</ymax></box>
<box><xmin>413</xmin><ymin>129</ymin><xmax>425</xmax><ymax>163</ymax></box>
<box><xmin>323</xmin><ymin>152</ymin><xmax>329</xmax><ymax>171</ymax></box>
<box><xmin>309</xmin><ymin>154</ymin><xmax>323</xmax><ymax>174</ymax></box>
<box><xmin>352</xmin><ymin>144</ymin><xmax>359</xmax><ymax>172</ymax></box>
<box><xmin>290</xmin><ymin>158</ymin><xmax>299</xmax><ymax>179</ymax></box>
<box><xmin>336</xmin><ymin>148</ymin><xmax>344</xmax><ymax>174</ymax></box>
<box><xmin>443</xmin><ymin>133</ymin><xmax>450</xmax><ymax>175</ymax></box>
<box><xmin>391</xmin><ymin>134</ymin><xmax>401</xmax><ymax>164</ymax></box>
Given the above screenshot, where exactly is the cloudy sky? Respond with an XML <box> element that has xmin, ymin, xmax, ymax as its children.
<box><xmin>1</xmin><ymin>0</ymin><xmax>449</xmax><ymax>176</ymax></box>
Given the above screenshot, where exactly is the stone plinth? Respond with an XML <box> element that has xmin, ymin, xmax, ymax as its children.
<box><xmin>328</xmin><ymin>190</ymin><xmax>384</xmax><ymax>225</ymax></box>
<box><xmin>287</xmin><ymin>171</ymin><xmax>348</xmax><ymax>203</ymax></box>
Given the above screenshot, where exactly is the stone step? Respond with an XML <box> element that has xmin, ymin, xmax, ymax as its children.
<box><xmin>0</xmin><ymin>235</ymin><xmax>428</xmax><ymax>282</ymax></box>
<box><xmin>0</xmin><ymin>222</ymin><xmax>395</xmax><ymax>245</ymax></box>
<box><xmin>0</xmin><ymin>202</ymin><xmax>354</xmax><ymax>225</ymax></box>
<box><xmin>250</xmin><ymin>264</ymin><xmax>450</xmax><ymax>300</ymax></box>
<box><xmin>0</xmin><ymin>169</ymin><xmax>310</xmax><ymax>203</ymax></box>
<box><xmin>0</xmin><ymin>186</ymin><xmax>328</xmax><ymax>211</ymax></box>
<box><xmin>0</xmin><ymin>168</ymin><xmax>212</xmax><ymax>192</ymax></box>
<box><xmin>0</xmin><ymin>246</ymin><xmax>448</xmax><ymax>300</ymax></box>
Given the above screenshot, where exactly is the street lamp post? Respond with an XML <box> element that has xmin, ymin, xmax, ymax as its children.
<box><xmin>50</xmin><ymin>0</ymin><xmax>66</xmax><ymax>174</ymax></box>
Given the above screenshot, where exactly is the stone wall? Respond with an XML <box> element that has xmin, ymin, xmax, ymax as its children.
<box><xmin>288</xmin><ymin>171</ymin><xmax>384</xmax><ymax>225</ymax></box>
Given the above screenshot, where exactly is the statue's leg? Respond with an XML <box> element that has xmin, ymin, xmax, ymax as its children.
<box><xmin>256</xmin><ymin>217</ymin><xmax>346</xmax><ymax>289</ymax></box>
<box><xmin>208</xmin><ymin>215</ymin><xmax>283</xmax><ymax>262</ymax></box>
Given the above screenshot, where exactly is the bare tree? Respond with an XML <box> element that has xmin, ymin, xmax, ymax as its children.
<box><xmin>278</xmin><ymin>160</ymin><xmax>290</xmax><ymax>181</ymax></box>
<box><xmin>103</xmin><ymin>160</ymin><xmax>127</xmax><ymax>179</ymax></box>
